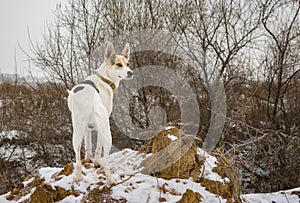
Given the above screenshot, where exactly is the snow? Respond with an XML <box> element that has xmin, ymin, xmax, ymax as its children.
<box><xmin>58</xmin><ymin>194</ymin><xmax>84</xmax><ymax>203</ymax></box>
<box><xmin>0</xmin><ymin>148</ymin><xmax>299</xmax><ymax>203</ymax></box>
<box><xmin>22</xmin><ymin>177</ymin><xmax>35</xmax><ymax>188</ymax></box>
<box><xmin>0</xmin><ymin>130</ymin><xmax>20</xmax><ymax>139</ymax></box>
<box><xmin>165</xmin><ymin>126</ymin><xmax>175</xmax><ymax>130</ymax></box>
<box><xmin>242</xmin><ymin>187</ymin><xmax>300</xmax><ymax>203</ymax></box>
<box><xmin>167</xmin><ymin>134</ymin><xmax>178</xmax><ymax>141</ymax></box>
<box><xmin>197</xmin><ymin>148</ymin><xmax>229</xmax><ymax>183</ymax></box>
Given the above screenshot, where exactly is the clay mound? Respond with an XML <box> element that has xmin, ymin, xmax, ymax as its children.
<box><xmin>139</xmin><ymin>127</ymin><xmax>241</xmax><ymax>202</ymax></box>
<box><xmin>140</xmin><ymin>127</ymin><xmax>204</xmax><ymax>181</ymax></box>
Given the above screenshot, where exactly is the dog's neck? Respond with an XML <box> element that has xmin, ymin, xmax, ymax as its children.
<box><xmin>95</xmin><ymin>63</ymin><xmax>121</xmax><ymax>90</ymax></box>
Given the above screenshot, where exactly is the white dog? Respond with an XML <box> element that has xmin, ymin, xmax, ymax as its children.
<box><xmin>68</xmin><ymin>42</ymin><xmax>133</xmax><ymax>184</ymax></box>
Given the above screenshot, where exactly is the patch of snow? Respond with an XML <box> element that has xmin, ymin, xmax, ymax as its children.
<box><xmin>0</xmin><ymin>144</ymin><xmax>36</xmax><ymax>166</ymax></box>
<box><xmin>224</xmin><ymin>177</ymin><xmax>230</xmax><ymax>183</ymax></box>
<box><xmin>112</xmin><ymin>176</ymin><xmax>229</xmax><ymax>203</ymax></box>
<box><xmin>242</xmin><ymin>187</ymin><xmax>300</xmax><ymax>203</ymax></box>
<box><xmin>0</xmin><ymin>130</ymin><xmax>20</xmax><ymax>139</ymax></box>
<box><xmin>167</xmin><ymin>134</ymin><xmax>178</xmax><ymax>141</ymax></box>
<box><xmin>58</xmin><ymin>194</ymin><xmax>83</xmax><ymax>203</ymax></box>
<box><xmin>39</xmin><ymin>167</ymin><xmax>62</xmax><ymax>182</ymax></box>
<box><xmin>197</xmin><ymin>148</ymin><xmax>228</xmax><ymax>183</ymax></box>
<box><xmin>0</xmin><ymin>194</ymin><xmax>12</xmax><ymax>203</ymax></box>
<box><xmin>165</xmin><ymin>126</ymin><xmax>175</xmax><ymax>130</ymax></box>
<box><xmin>23</xmin><ymin>177</ymin><xmax>35</xmax><ymax>187</ymax></box>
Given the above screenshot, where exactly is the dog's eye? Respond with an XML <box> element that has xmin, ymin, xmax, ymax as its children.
<box><xmin>116</xmin><ymin>63</ymin><xmax>122</xmax><ymax>67</ymax></box>
<box><xmin>126</xmin><ymin>63</ymin><xmax>129</xmax><ymax>66</ymax></box>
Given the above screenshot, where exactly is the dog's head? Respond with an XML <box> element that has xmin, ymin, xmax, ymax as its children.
<box><xmin>104</xmin><ymin>42</ymin><xmax>133</xmax><ymax>80</ymax></box>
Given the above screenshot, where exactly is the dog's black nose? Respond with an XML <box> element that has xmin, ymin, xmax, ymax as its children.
<box><xmin>127</xmin><ymin>71</ymin><xmax>133</xmax><ymax>78</ymax></box>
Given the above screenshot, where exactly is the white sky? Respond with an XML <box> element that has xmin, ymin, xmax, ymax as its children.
<box><xmin>0</xmin><ymin>0</ymin><xmax>67</xmax><ymax>76</ymax></box>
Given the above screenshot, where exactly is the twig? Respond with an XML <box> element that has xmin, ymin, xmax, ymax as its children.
<box><xmin>226</xmin><ymin>133</ymin><xmax>269</xmax><ymax>154</ymax></box>
<box><xmin>108</xmin><ymin>171</ymin><xmax>141</xmax><ymax>189</ymax></box>
<box><xmin>7</xmin><ymin>145</ymin><xmax>17</xmax><ymax>161</ymax></box>
<box><xmin>284</xmin><ymin>192</ymin><xmax>290</xmax><ymax>203</ymax></box>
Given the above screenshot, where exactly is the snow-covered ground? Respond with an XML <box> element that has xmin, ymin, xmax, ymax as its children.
<box><xmin>0</xmin><ymin>130</ymin><xmax>20</xmax><ymax>140</ymax></box>
<box><xmin>0</xmin><ymin>147</ymin><xmax>299</xmax><ymax>203</ymax></box>
<box><xmin>242</xmin><ymin>188</ymin><xmax>300</xmax><ymax>203</ymax></box>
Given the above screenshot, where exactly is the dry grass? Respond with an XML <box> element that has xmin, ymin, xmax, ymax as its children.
<box><xmin>0</xmin><ymin>82</ymin><xmax>73</xmax><ymax>194</ymax></box>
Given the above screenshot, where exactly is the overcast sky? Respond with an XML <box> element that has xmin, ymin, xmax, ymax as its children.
<box><xmin>0</xmin><ymin>0</ymin><xmax>67</xmax><ymax>76</ymax></box>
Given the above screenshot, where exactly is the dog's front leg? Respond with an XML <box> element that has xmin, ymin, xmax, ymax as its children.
<box><xmin>102</xmin><ymin>133</ymin><xmax>116</xmax><ymax>185</ymax></box>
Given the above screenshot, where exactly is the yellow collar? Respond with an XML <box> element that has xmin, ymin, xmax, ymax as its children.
<box><xmin>95</xmin><ymin>72</ymin><xmax>116</xmax><ymax>91</ymax></box>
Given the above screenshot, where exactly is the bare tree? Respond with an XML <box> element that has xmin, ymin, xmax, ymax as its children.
<box><xmin>29</xmin><ymin>0</ymin><xmax>105</xmax><ymax>88</ymax></box>
<box><xmin>260</xmin><ymin>0</ymin><xmax>300</xmax><ymax>129</ymax></box>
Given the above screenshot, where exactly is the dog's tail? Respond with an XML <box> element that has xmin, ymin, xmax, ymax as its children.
<box><xmin>67</xmin><ymin>89</ymin><xmax>74</xmax><ymax>112</ymax></box>
<box><xmin>67</xmin><ymin>89</ymin><xmax>72</xmax><ymax>94</ymax></box>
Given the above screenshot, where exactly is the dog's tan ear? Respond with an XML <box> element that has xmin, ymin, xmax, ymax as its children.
<box><xmin>121</xmin><ymin>43</ymin><xmax>130</xmax><ymax>60</ymax></box>
<box><xmin>104</xmin><ymin>42</ymin><xmax>115</xmax><ymax>62</ymax></box>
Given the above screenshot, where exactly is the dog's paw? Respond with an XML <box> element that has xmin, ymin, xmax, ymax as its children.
<box><xmin>107</xmin><ymin>177</ymin><xmax>117</xmax><ymax>186</ymax></box>
<box><xmin>93</xmin><ymin>161</ymin><xmax>102</xmax><ymax>168</ymax></box>
<box><xmin>73</xmin><ymin>173</ymin><xmax>83</xmax><ymax>182</ymax></box>
<box><xmin>85</xmin><ymin>157</ymin><xmax>93</xmax><ymax>163</ymax></box>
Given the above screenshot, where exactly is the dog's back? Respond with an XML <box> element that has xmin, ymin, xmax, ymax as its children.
<box><xmin>68</xmin><ymin>75</ymin><xmax>113</xmax><ymax>123</ymax></box>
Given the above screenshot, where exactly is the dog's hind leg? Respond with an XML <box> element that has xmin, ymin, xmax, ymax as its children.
<box><xmin>72</xmin><ymin>120</ymin><xmax>86</xmax><ymax>182</ymax></box>
<box><xmin>84</xmin><ymin>127</ymin><xmax>93</xmax><ymax>163</ymax></box>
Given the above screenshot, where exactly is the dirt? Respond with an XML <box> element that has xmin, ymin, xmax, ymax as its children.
<box><xmin>179</xmin><ymin>189</ymin><xmax>202</xmax><ymax>203</ymax></box>
<box><xmin>5</xmin><ymin>176</ymin><xmax>45</xmax><ymax>201</ymax></box>
<box><xmin>138</xmin><ymin>127</ymin><xmax>179</xmax><ymax>154</ymax></box>
<box><xmin>6</xmin><ymin>174</ymin><xmax>79</xmax><ymax>203</ymax></box>
<box><xmin>52</xmin><ymin>162</ymin><xmax>74</xmax><ymax>181</ymax></box>
<box><xmin>57</xmin><ymin>162</ymin><xmax>74</xmax><ymax>176</ymax></box>
<box><xmin>81</xmin><ymin>186</ymin><xmax>126</xmax><ymax>203</ymax></box>
<box><xmin>29</xmin><ymin>183</ymin><xmax>77</xmax><ymax>203</ymax></box>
